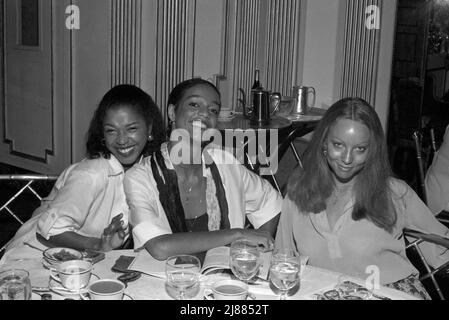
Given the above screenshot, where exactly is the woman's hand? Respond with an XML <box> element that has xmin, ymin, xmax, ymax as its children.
<box><xmin>239</xmin><ymin>229</ymin><xmax>274</xmax><ymax>252</ymax></box>
<box><xmin>99</xmin><ymin>213</ymin><xmax>126</xmax><ymax>252</ymax></box>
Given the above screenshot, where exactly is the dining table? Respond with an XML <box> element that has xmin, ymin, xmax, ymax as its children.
<box><xmin>216</xmin><ymin>107</ymin><xmax>327</xmax><ymax>191</ymax></box>
<box><xmin>0</xmin><ymin>246</ymin><xmax>418</xmax><ymax>301</ymax></box>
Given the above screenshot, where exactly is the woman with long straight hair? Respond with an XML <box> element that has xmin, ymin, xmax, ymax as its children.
<box><xmin>276</xmin><ymin>97</ymin><xmax>449</xmax><ymax>299</ymax></box>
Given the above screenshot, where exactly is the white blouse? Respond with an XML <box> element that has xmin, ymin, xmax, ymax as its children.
<box><xmin>124</xmin><ymin>143</ymin><xmax>283</xmax><ymax>249</ymax></box>
<box><xmin>3</xmin><ymin>155</ymin><xmax>130</xmax><ymax>255</ymax></box>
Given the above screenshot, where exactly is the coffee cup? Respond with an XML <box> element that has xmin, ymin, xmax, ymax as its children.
<box><xmin>87</xmin><ymin>279</ymin><xmax>125</xmax><ymax>300</ymax></box>
<box><xmin>204</xmin><ymin>279</ymin><xmax>249</xmax><ymax>300</ymax></box>
<box><xmin>50</xmin><ymin>260</ymin><xmax>92</xmax><ymax>291</ymax></box>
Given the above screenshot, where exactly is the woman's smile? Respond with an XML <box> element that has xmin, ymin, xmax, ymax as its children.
<box><xmin>324</xmin><ymin>118</ymin><xmax>370</xmax><ymax>183</ymax></box>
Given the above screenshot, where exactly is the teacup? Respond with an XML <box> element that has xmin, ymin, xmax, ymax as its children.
<box><xmin>204</xmin><ymin>279</ymin><xmax>248</xmax><ymax>300</ymax></box>
<box><xmin>87</xmin><ymin>279</ymin><xmax>125</xmax><ymax>300</ymax></box>
<box><xmin>50</xmin><ymin>260</ymin><xmax>92</xmax><ymax>291</ymax></box>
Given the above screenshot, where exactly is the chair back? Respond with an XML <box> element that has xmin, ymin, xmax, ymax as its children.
<box><xmin>252</xmin><ymin>125</ymin><xmax>309</xmax><ymax>195</ymax></box>
<box><xmin>413</xmin><ymin>131</ymin><xmax>428</xmax><ymax>204</ymax></box>
<box><xmin>404</xmin><ymin>228</ymin><xmax>449</xmax><ymax>300</ymax></box>
<box><xmin>412</xmin><ymin>128</ymin><xmax>438</xmax><ymax>204</ymax></box>
<box><xmin>0</xmin><ymin>174</ymin><xmax>58</xmax><ymax>255</ymax></box>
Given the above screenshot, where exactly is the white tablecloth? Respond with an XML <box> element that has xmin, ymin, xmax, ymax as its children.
<box><xmin>0</xmin><ymin>249</ymin><xmax>418</xmax><ymax>300</ymax></box>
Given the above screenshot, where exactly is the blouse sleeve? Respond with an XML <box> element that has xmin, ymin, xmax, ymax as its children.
<box><xmin>36</xmin><ymin>168</ymin><xmax>103</xmax><ymax>239</ymax></box>
<box><xmin>240</xmin><ymin>165</ymin><xmax>283</xmax><ymax>229</ymax></box>
<box><xmin>397</xmin><ymin>180</ymin><xmax>449</xmax><ymax>268</ymax></box>
<box><xmin>275</xmin><ymin>197</ymin><xmax>298</xmax><ymax>251</ymax></box>
<box><xmin>123</xmin><ymin>163</ymin><xmax>172</xmax><ymax>249</ymax></box>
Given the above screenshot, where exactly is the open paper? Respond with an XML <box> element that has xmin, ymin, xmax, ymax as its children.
<box><xmin>127</xmin><ymin>247</ymin><xmax>272</xmax><ymax>279</ymax></box>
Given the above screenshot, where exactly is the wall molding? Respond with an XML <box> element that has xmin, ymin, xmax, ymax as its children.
<box><xmin>154</xmin><ymin>0</ymin><xmax>196</xmax><ymax>122</ymax></box>
<box><xmin>2</xmin><ymin>0</ymin><xmax>55</xmax><ymax>163</ymax></box>
<box><xmin>111</xmin><ymin>0</ymin><xmax>142</xmax><ymax>86</ymax></box>
<box><xmin>217</xmin><ymin>0</ymin><xmax>302</xmax><ymax>112</ymax></box>
<box><xmin>340</xmin><ymin>0</ymin><xmax>381</xmax><ymax>105</ymax></box>
<box><xmin>264</xmin><ymin>0</ymin><xmax>302</xmax><ymax>96</ymax></box>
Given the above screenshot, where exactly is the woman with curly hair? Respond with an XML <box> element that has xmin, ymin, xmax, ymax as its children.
<box><xmin>2</xmin><ymin>84</ymin><xmax>164</xmax><ymax>259</ymax></box>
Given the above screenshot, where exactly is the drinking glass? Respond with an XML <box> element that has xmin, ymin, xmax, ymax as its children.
<box><xmin>229</xmin><ymin>239</ymin><xmax>261</xmax><ymax>283</ymax></box>
<box><xmin>165</xmin><ymin>255</ymin><xmax>200</xmax><ymax>300</ymax></box>
<box><xmin>0</xmin><ymin>269</ymin><xmax>32</xmax><ymax>300</ymax></box>
<box><xmin>269</xmin><ymin>248</ymin><xmax>300</xmax><ymax>300</ymax></box>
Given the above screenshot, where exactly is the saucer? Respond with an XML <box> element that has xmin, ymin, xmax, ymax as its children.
<box><xmin>203</xmin><ymin>291</ymin><xmax>256</xmax><ymax>300</ymax></box>
<box><xmin>218</xmin><ymin>111</ymin><xmax>236</xmax><ymax>121</ymax></box>
<box><xmin>48</xmin><ymin>274</ymin><xmax>100</xmax><ymax>299</ymax></box>
<box><xmin>79</xmin><ymin>292</ymin><xmax>134</xmax><ymax>301</ymax></box>
<box><xmin>284</xmin><ymin>113</ymin><xmax>323</xmax><ymax>122</ymax></box>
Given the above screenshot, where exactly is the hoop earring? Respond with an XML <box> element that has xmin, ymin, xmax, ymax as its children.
<box><xmin>148</xmin><ymin>134</ymin><xmax>154</xmax><ymax>142</ymax></box>
<box><xmin>323</xmin><ymin>149</ymin><xmax>327</xmax><ymax>156</ymax></box>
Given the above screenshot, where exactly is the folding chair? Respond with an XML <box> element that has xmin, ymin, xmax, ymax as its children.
<box><xmin>249</xmin><ymin>125</ymin><xmax>310</xmax><ymax>195</ymax></box>
<box><xmin>413</xmin><ymin>130</ymin><xmax>429</xmax><ymax>203</ymax></box>
<box><xmin>412</xmin><ymin>129</ymin><xmax>449</xmax><ymax>226</ymax></box>
<box><xmin>404</xmin><ymin>228</ymin><xmax>449</xmax><ymax>300</ymax></box>
<box><xmin>0</xmin><ymin>174</ymin><xmax>58</xmax><ymax>255</ymax></box>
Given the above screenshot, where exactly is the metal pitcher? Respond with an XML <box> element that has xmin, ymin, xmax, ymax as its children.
<box><xmin>245</xmin><ymin>89</ymin><xmax>281</xmax><ymax>125</ymax></box>
<box><xmin>292</xmin><ymin>86</ymin><xmax>316</xmax><ymax>115</ymax></box>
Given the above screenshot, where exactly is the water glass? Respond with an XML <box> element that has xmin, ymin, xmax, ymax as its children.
<box><xmin>0</xmin><ymin>269</ymin><xmax>32</xmax><ymax>300</ymax></box>
<box><xmin>165</xmin><ymin>255</ymin><xmax>200</xmax><ymax>300</ymax></box>
<box><xmin>229</xmin><ymin>239</ymin><xmax>261</xmax><ymax>283</ymax></box>
<box><xmin>269</xmin><ymin>248</ymin><xmax>300</xmax><ymax>300</ymax></box>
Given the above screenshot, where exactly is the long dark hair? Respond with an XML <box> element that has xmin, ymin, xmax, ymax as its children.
<box><xmin>287</xmin><ymin>97</ymin><xmax>397</xmax><ymax>233</ymax></box>
<box><xmin>86</xmin><ymin>84</ymin><xmax>165</xmax><ymax>159</ymax></box>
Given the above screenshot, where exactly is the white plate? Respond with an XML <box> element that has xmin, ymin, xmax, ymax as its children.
<box><xmin>218</xmin><ymin>111</ymin><xmax>237</xmax><ymax>121</ymax></box>
<box><xmin>43</xmin><ymin>247</ymin><xmax>83</xmax><ymax>263</ymax></box>
<box><xmin>203</xmin><ymin>291</ymin><xmax>256</xmax><ymax>300</ymax></box>
<box><xmin>284</xmin><ymin>113</ymin><xmax>323</xmax><ymax>122</ymax></box>
<box><xmin>42</xmin><ymin>257</ymin><xmax>59</xmax><ymax>270</ymax></box>
<box><xmin>79</xmin><ymin>292</ymin><xmax>134</xmax><ymax>301</ymax></box>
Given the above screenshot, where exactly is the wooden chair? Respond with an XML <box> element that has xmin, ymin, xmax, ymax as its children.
<box><xmin>412</xmin><ymin>130</ymin><xmax>431</xmax><ymax>203</ymax></box>
<box><xmin>404</xmin><ymin>228</ymin><xmax>449</xmax><ymax>300</ymax></box>
<box><xmin>250</xmin><ymin>125</ymin><xmax>310</xmax><ymax>195</ymax></box>
<box><xmin>0</xmin><ymin>174</ymin><xmax>58</xmax><ymax>255</ymax></box>
<box><xmin>412</xmin><ymin>129</ymin><xmax>449</xmax><ymax>227</ymax></box>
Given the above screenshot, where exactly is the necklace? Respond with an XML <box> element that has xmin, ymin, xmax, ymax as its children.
<box><xmin>180</xmin><ymin>175</ymin><xmax>206</xmax><ymax>205</ymax></box>
<box><xmin>182</xmin><ymin>177</ymin><xmax>196</xmax><ymax>203</ymax></box>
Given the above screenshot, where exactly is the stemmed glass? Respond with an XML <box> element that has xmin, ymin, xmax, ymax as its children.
<box><xmin>269</xmin><ymin>248</ymin><xmax>300</xmax><ymax>300</ymax></box>
<box><xmin>229</xmin><ymin>239</ymin><xmax>261</xmax><ymax>283</ymax></box>
<box><xmin>165</xmin><ymin>255</ymin><xmax>201</xmax><ymax>300</ymax></box>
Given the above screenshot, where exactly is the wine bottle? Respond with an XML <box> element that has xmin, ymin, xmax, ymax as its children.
<box><xmin>251</xmin><ymin>69</ymin><xmax>262</xmax><ymax>90</ymax></box>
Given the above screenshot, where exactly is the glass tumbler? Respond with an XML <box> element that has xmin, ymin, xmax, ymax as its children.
<box><xmin>0</xmin><ymin>269</ymin><xmax>32</xmax><ymax>300</ymax></box>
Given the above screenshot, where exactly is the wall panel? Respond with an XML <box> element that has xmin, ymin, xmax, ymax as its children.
<box><xmin>218</xmin><ymin>0</ymin><xmax>302</xmax><ymax>112</ymax></box>
<box><xmin>340</xmin><ymin>0</ymin><xmax>381</xmax><ymax>105</ymax></box>
<box><xmin>111</xmin><ymin>0</ymin><xmax>142</xmax><ymax>86</ymax></box>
